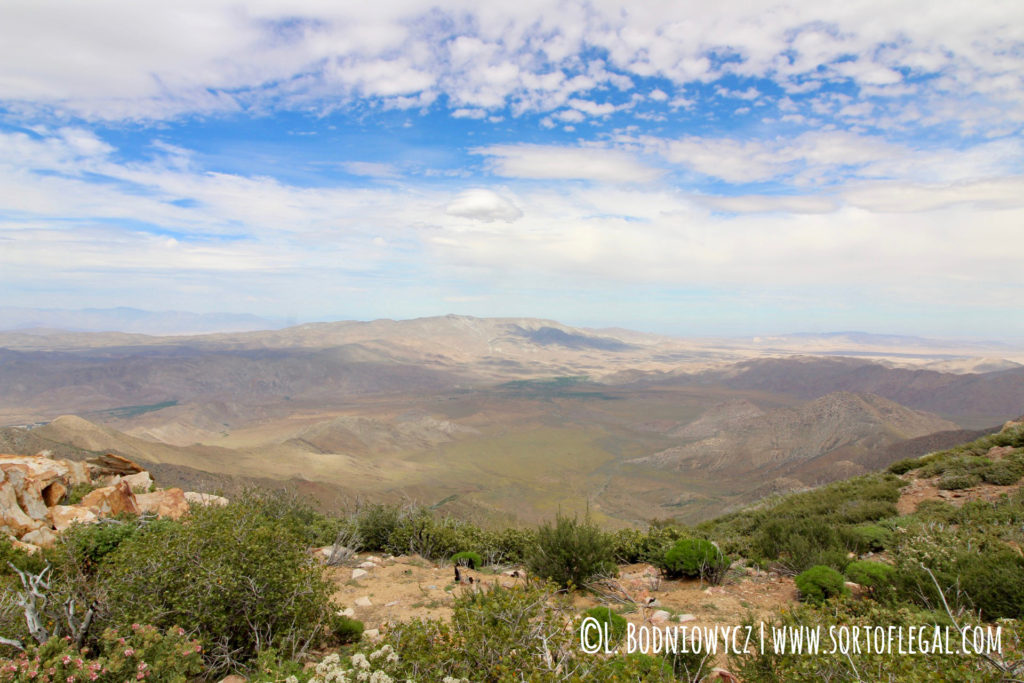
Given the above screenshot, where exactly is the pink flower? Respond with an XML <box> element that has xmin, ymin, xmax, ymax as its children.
<box><xmin>123</xmin><ymin>649</ymin><xmax>134</xmax><ymax>658</ymax></box>
<box><xmin>88</xmin><ymin>675</ymin><xmax>97</xmax><ymax>682</ymax></box>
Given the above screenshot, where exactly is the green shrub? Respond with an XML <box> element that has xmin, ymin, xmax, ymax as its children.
<box><xmin>386</xmin><ymin>509</ymin><xmax>476</xmax><ymax>560</ymax></box>
<box><xmin>579</xmin><ymin>606</ymin><xmax>627</xmax><ymax>650</ymax></box>
<box><xmin>478</xmin><ymin>526</ymin><xmax>536</xmax><ymax>565</ymax></box>
<box><xmin>354</xmin><ymin>503</ymin><xmax>401</xmax><ymax>552</ymax></box>
<box><xmin>981</xmin><ymin>459</ymin><xmax>1024</xmax><ymax>486</ymax></box>
<box><xmin>451</xmin><ymin>551</ymin><xmax>483</xmax><ymax>569</ymax></box>
<box><xmin>608</xmin><ymin>525</ymin><xmax>688</xmax><ymax>565</ymax></box>
<box><xmin>844</xmin><ymin>523</ymin><xmax>893</xmax><ymax>553</ymax></box>
<box><xmin>328</xmin><ymin>614</ymin><xmax>364</xmax><ymax>645</ymax></box>
<box><xmin>956</xmin><ymin>548</ymin><xmax>1024</xmax><ymax>620</ymax></box>
<box><xmin>795</xmin><ymin>565</ymin><xmax>850</xmax><ymax>604</ymax></box>
<box><xmin>657</xmin><ymin>538</ymin><xmax>729</xmax><ymax>584</ymax></box>
<box><xmin>886</xmin><ymin>457</ymin><xmax>923</xmax><ymax>475</ymax></box>
<box><xmin>844</xmin><ymin>560</ymin><xmax>895</xmax><ymax>592</ymax></box>
<box><xmin>752</xmin><ymin>517</ymin><xmax>848</xmax><ymax>573</ymax></box>
<box><xmin>97</xmin><ymin>494</ymin><xmax>334</xmax><ymax>675</ymax></box>
<box><xmin>526</xmin><ymin>513</ymin><xmax>617</xmax><ymax>588</ymax></box>
<box><xmin>938</xmin><ymin>472</ymin><xmax>981</xmax><ymax>490</ymax></box>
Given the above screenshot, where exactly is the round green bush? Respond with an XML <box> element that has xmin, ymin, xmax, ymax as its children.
<box><xmin>579</xmin><ymin>606</ymin><xmax>627</xmax><ymax>649</ymax></box>
<box><xmin>451</xmin><ymin>551</ymin><xmax>483</xmax><ymax>569</ymax></box>
<box><xmin>844</xmin><ymin>560</ymin><xmax>895</xmax><ymax>591</ymax></box>
<box><xmin>657</xmin><ymin>538</ymin><xmax>729</xmax><ymax>583</ymax></box>
<box><xmin>981</xmin><ymin>460</ymin><xmax>1024</xmax><ymax>486</ymax></box>
<box><xmin>795</xmin><ymin>565</ymin><xmax>850</xmax><ymax>603</ymax></box>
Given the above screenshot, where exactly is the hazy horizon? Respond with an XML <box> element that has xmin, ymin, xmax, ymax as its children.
<box><xmin>3</xmin><ymin>305</ymin><xmax>1024</xmax><ymax>345</ymax></box>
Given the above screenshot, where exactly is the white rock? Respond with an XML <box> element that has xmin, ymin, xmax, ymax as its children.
<box><xmin>358</xmin><ymin>561</ymin><xmax>377</xmax><ymax>569</ymax></box>
<box><xmin>337</xmin><ymin>607</ymin><xmax>356</xmax><ymax>618</ymax></box>
<box><xmin>184</xmin><ymin>492</ymin><xmax>228</xmax><ymax>506</ymax></box>
<box><xmin>351</xmin><ymin>568</ymin><xmax>368</xmax><ymax>580</ymax></box>
<box><xmin>650</xmin><ymin>610</ymin><xmax>671</xmax><ymax>623</ymax></box>
<box><xmin>354</xmin><ymin>596</ymin><xmax>373</xmax><ymax>608</ymax></box>
<box><xmin>676</xmin><ymin>613</ymin><xmax>696</xmax><ymax>623</ymax></box>
<box><xmin>363</xmin><ymin>629</ymin><xmax>380</xmax><ymax>640</ymax></box>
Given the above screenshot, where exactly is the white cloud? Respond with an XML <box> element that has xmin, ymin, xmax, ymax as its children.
<box><xmin>445</xmin><ymin>189</ymin><xmax>523</xmax><ymax>222</ymax></box>
<box><xmin>473</xmin><ymin>143</ymin><xmax>664</xmax><ymax>183</ymax></box>
<box><xmin>0</xmin><ymin>0</ymin><xmax>1019</xmax><ymax>133</ymax></box>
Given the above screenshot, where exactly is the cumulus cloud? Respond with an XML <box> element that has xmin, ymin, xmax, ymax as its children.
<box><xmin>445</xmin><ymin>189</ymin><xmax>523</xmax><ymax>222</ymax></box>
<box><xmin>0</xmin><ymin>0</ymin><xmax>1020</xmax><ymax>135</ymax></box>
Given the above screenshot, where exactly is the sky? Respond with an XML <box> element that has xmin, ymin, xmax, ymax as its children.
<box><xmin>1</xmin><ymin>1</ymin><xmax>1023</xmax><ymax>338</ymax></box>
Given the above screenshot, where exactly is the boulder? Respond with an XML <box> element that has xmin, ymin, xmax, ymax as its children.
<box><xmin>650</xmin><ymin>610</ymin><xmax>671</xmax><ymax>623</ymax></box>
<box><xmin>51</xmin><ymin>505</ymin><xmax>99</xmax><ymax>531</ymax></box>
<box><xmin>354</xmin><ymin>596</ymin><xmax>373</xmax><ymax>607</ymax></box>
<box><xmin>86</xmin><ymin>453</ymin><xmax>145</xmax><ymax>477</ymax></box>
<box><xmin>0</xmin><ymin>480</ymin><xmax>44</xmax><ymax>536</ymax></box>
<box><xmin>135</xmin><ymin>488</ymin><xmax>189</xmax><ymax>519</ymax></box>
<box><xmin>21</xmin><ymin>527</ymin><xmax>56</xmax><ymax>548</ymax></box>
<box><xmin>122</xmin><ymin>471</ymin><xmax>154</xmax><ymax>492</ymax></box>
<box><xmin>64</xmin><ymin>460</ymin><xmax>91</xmax><ymax>486</ymax></box>
<box><xmin>81</xmin><ymin>481</ymin><xmax>140</xmax><ymax>517</ymax></box>
<box><xmin>351</xmin><ymin>568</ymin><xmax>368</xmax><ymax>580</ymax></box>
<box><xmin>184</xmin><ymin>492</ymin><xmax>229</xmax><ymax>507</ymax></box>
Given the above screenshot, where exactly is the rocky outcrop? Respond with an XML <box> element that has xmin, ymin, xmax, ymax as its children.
<box><xmin>0</xmin><ymin>452</ymin><xmax>227</xmax><ymax>551</ymax></box>
<box><xmin>135</xmin><ymin>488</ymin><xmax>189</xmax><ymax>519</ymax></box>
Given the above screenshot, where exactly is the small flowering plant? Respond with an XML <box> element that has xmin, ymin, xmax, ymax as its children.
<box><xmin>0</xmin><ymin>625</ymin><xmax>203</xmax><ymax>683</ymax></box>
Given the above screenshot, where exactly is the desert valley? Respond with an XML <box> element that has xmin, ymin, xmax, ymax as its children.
<box><xmin>3</xmin><ymin>315</ymin><xmax>1021</xmax><ymax>527</ymax></box>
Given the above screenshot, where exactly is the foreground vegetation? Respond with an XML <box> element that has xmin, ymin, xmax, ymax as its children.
<box><xmin>0</xmin><ymin>424</ymin><xmax>1022</xmax><ymax>681</ymax></box>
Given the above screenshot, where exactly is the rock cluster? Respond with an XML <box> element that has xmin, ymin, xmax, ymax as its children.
<box><xmin>0</xmin><ymin>452</ymin><xmax>223</xmax><ymax>553</ymax></box>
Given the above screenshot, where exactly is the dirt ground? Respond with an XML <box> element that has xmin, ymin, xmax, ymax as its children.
<box><xmin>328</xmin><ymin>555</ymin><xmax>797</xmax><ymax>634</ymax></box>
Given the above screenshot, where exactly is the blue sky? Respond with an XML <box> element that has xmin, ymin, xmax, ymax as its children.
<box><xmin>1</xmin><ymin>1</ymin><xmax>1023</xmax><ymax>338</ymax></box>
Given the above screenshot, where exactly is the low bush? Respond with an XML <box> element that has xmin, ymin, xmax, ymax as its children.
<box><xmin>327</xmin><ymin>614</ymin><xmax>364</xmax><ymax>645</ymax></box>
<box><xmin>937</xmin><ymin>472</ymin><xmax>981</xmax><ymax>490</ymax></box>
<box><xmin>843</xmin><ymin>523</ymin><xmax>893</xmax><ymax>553</ymax></box>
<box><xmin>579</xmin><ymin>606</ymin><xmax>627</xmax><ymax>650</ymax></box>
<box><xmin>981</xmin><ymin>459</ymin><xmax>1024</xmax><ymax>486</ymax></box>
<box><xmin>844</xmin><ymin>560</ymin><xmax>895</xmax><ymax>593</ymax></box>
<box><xmin>795</xmin><ymin>565</ymin><xmax>849</xmax><ymax>604</ymax></box>
<box><xmin>451</xmin><ymin>551</ymin><xmax>483</xmax><ymax>569</ymax></box>
<box><xmin>886</xmin><ymin>457</ymin><xmax>923</xmax><ymax>475</ymax></box>
<box><xmin>526</xmin><ymin>513</ymin><xmax>616</xmax><ymax>588</ymax></box>
<box><xmin>656</xmin><ymin>538</ymin><xmax>729</xmax><ymax>584</ymax></box>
